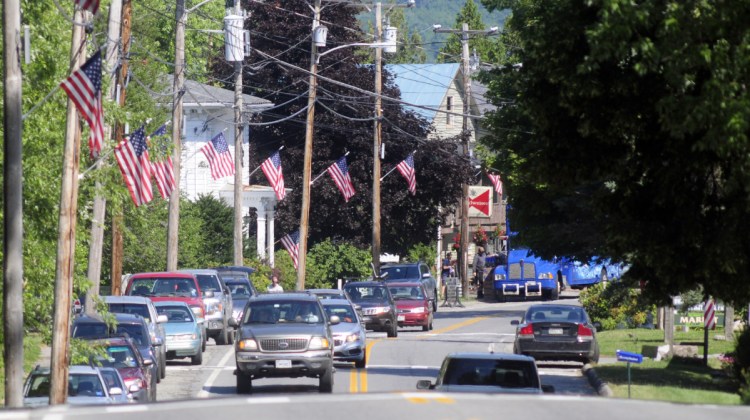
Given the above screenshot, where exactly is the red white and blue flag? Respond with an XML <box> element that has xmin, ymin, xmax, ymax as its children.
<box><xmin>327</xmin><ymin>156</ymin><xmax>356</xmax><ymax>202</ymax></box>
<box><xmin>148</xmin><ymin>124</ymin><xmax>176</xmax><ymax>200</ymax></box>
<box><xmin>115</xmin><ymin>125</ymin><xmax>153</xmax><ymax>207</ymax></box>
<box><xmin>281</xmin><ymin>230</ymin><xmax>301</xmax><ymax>270</ymax></box>
<box><xmin>261</xmin><ymin>151</ymin><xmax>286</xmax><ymax>201</ymax></box>
<box><xmin>201</xmin><ymin>132</ymin><xmax>235</xmax><ymax>180</ymax></box>
<box><xmin>396</xmin><ymin>153</ymin><xmax>416</xmax><ymax>195</ymax></box>
<box><xmin>74</xmin><ymin>0</ymin><xmax>100</xmax><ymax>15</ymax></box>
<box><xmin>60</xmin><ymin>50</ymin><xmax>104</xmax><ymax>158</ymax></box>
<box><xmin>488</xmin><ymin>173</ymin><xmax>503</xmax><ymax>195</ymax></box>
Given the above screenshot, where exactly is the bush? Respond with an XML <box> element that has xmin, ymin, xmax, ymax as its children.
<box><xmin>579</xmin><ymin>282</ymin><xmax>655</xmax><ymax>330</ymax></box>
<box><xmin>730</xmin><ymin>326</ymin><xmax>750</xmax><ymax>404</ymax></box>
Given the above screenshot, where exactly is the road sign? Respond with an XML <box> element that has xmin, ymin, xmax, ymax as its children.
<box><xmin>616</xmin><ymin>349</ymin><xmax>643</xmax><ymax>364</ymax></box>
<box><xmin>468</xmin><ymin>186</ymin><xmax>492</xmax><ymax>218</ymax></box>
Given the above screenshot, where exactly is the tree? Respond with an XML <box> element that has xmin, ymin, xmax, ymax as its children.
<box><xmin>480</xmin><ymin>0</ymin><xmax>750</xmax><ymax>305</ymax></box>
<box><xmin>437</xmin><ymin>0</ymin><xmax>505</xmax><ymax>64</ymax></box>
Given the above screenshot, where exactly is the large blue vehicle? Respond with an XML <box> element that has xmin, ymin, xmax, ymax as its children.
<box><xmin>489</xmin><ymin>249</ymin><xmax>560</xmax><ymax>302</ymax></box>
<box><xmin>556</xmin><ymin>257</ymin><xmax>625</xmax><ymax>289</ymax></box>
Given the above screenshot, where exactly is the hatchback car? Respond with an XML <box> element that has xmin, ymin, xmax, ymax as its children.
<box><xmin>343</xmin><ymin>281</ymin><xmax>398</xmax><ymax>338</ymax></box>
<box><xmin>380</xmin><ymin>262</ymin><xmax>438</xmax><ymax>312</ymax></box>
<box><xmin>387</xmin><ymin>282</ymin><xmax>433</xmax><ymax>331</ymax></box>
<box><xmin>23</xmin><ymin>365</ymin><xmax>126</xmax><ymax>407</ymax></box>
<box><xmin>178</xmin><ymin>269</ymin><xmax>234</xmax><ymax>345</ymax></box>
<box><xmin>511</xmin><ymin>304</ymin><xmax>600</xmax><ymax>364</ymax></box>
<box><xmin>154</xmin><ymin>301</ymin><xmax>204</xmax><ymax>365</ymax></box>
<box><xmin>416</xmin><ymin>352</ymin><xmax>553</xmax><ymax>394</ymax></box>
<box><xmin>321</xmin><ymin>298</ymin><xmax>367</xmax><ymax>368</ymax></box>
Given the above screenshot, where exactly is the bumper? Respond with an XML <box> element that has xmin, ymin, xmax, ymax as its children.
<box><xmin>165</xmin><ymin>339</ymin><xmax>201</xmax><ymax>358</ymax></box>
<box><xmin>397</xmin><ymin>312</ymin><xmax>429</xmax><ymax>327</ymax></box>
<box><xmin>361</xmin><ymin>316</ymin><xmax>391</xmax><ymax>331</ymax></box>
<box><xmin>236</xmin><ymin>350</ymin><xmax>333</xmax><ymax>378</ymax></box>
<box><xmin>204</xmin><ymin>315</ymin><xmax>225</xmax><ymax>333</ymax></box>
<box><xmin>332</xmin><ymin>340</ymin><xmax>365</xmax><ymax>362</ymax></box>
<box><xmin>516</xmin><ymin>339</ymin><xmax>597</xmax><ymax>361</ymax></box>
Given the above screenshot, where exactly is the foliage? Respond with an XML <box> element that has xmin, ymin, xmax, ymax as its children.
<box><xmin>472</xmin><ymin>225</ymin><xmax>489</xmax><ymax>246</ymax></box>
<box><xmin>436</xmin><ymin>0</ymin><xmax>506</xmax><ymax>65</ymax></box>
<box><xmin>306</xmin><ymin>239</ymin><xmax>373</xmax><ymax>289</ymax></box>
<box><xmin>405</xmin><ymin>242</ymin><xmax>437</xmax><ymax>273</ymax></box>
<box><xmin>677</xmin><ymin>288</ymin><xmax>705</xmax><ymax>315</ymax></box>
<box><xmin>579</xmin><ymin>282</ymin><xmax>655</xmax><ymax>330</ymax></box>
<box><xmin>69</xmin><ymin>338</ymin><xmax>108</xmax><ymax>367</ymax></box>
<box><xmin>479</xmin><ymin>0</ymin><xmax>750</xmax><ymax>306</ymax></box>
<box><xmin>729</xmin><ymin>327</ymin><xmax>750</xmax><ymax>387</ymax></box>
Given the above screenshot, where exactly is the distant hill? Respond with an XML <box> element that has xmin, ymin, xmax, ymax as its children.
<box><xmin>358</xmin><ymin>0</ymin><xmax>509</xmax><ymax>63</ymax></box>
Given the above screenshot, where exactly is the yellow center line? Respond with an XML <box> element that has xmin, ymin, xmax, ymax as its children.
<box><xmin>424</xmin><ymin>316</ymin><xmax>488</xmax><ymax>336</ymax></box>
<box><xmin>349</xmin><ymin>367</ymin><xmax>358</xmax><ymax>393</ymax></box>
<box><xmin>350</xmin><ymin>338</ymin><xmax>381</xmax><ymax>393</ymax></box>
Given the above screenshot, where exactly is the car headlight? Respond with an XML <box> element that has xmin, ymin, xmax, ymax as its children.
<box><xmin>173</xmin><ymin>333</ymin><xmax>197</xmax><ymax>341</ymax></box>
<box><xmin>345</xmin><ymin>333</ymin><xmax>360</xmax><ymax>343</ymax></box>
<box><xmin>190</xmin><ymin>305</ymin><xmax>204</xmax><ymax>318</ymax></box>
<box><xmin>411</xmin><ymin>307</ymin><xmax>425</xmax><ymax>313</ymax></box>
<box><xmin>308</xmin><ymin>337</ymin><xmax>330</xmax><ymax>350</ymax></box>
<box><xmin>238</xmin><ymin>339</ymin><xmax>258</xmax><ymax>351</ymax></box>
<box><xmin>495</xmin><ymin>274</ymin><xmax>506</xmax><ymax>280</ymax></box>
<box><xmin>204</xmin><ymin>300</ymin><xmax>220</xmax><ymax>315</ymax></box>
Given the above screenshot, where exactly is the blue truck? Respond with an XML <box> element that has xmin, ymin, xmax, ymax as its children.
<box><xmin>488</xmin><ymin>249</ymin><xmax>560</xmax><ymax>302</ymax></box>
<box><xmin>556</xmin><ymin>257</ymin><xmax>625</xmax><ymax>289</ymax></box>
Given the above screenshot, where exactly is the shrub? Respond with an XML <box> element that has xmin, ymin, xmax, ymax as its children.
<box><xmin>579</xmin><ymin>281</ymin><xmax>654</xmax><ymax>330</ymax></box>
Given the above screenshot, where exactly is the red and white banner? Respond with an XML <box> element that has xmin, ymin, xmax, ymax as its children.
<box><xmin>704</xmin><ymin>299</ymin><xmax>716</xmax><ymax>330</ymax></box>
<box><xmin>468</xmin><ymin>186</ymin><xmax>493</xmax><ymax>218</ymax></box>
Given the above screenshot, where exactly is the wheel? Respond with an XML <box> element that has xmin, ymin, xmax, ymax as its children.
<box><xmin>202</xmin><ymin>332</ymin><xmax>207</xmax><ymax>352</ymax></box>
<box><xmin>433</xmin><ymin>290</ymin><xmax>438</xmax><ymax>312</ymax></box>
<box><xmin>422</xmin><ymin>323</ymin><xmax>429</xmax><ymax>332</ymax></box>
<box><xmin>429</xmin><ymin>319</ymin><xmax>433</xmax><ymax>330</ymax></box>
<box><xmin>319</xmin><ymin>366</ymin><xmax>334</xmax><ymax>393</ymax></box>
<box><xmin>191</xmin><ymin>349</ymin><xmax>203</xmax><ymax>365</ymax></box>
<box><xmin>354</xmin><ymin>350</ymin><xmax>366</xmax><ymax>369</ymax></box>
<box><xmin>216</xmin><ymin>325</ymin><xmax>228</xmax><ymax>345</ymax></box>
<box><xmin>160</xmin><ymin>353</ymin><xmax>166</xmax><ymax>379</ymax></box>
<box><xmin>155</xmin><ymin>362</ymin><xmax>161</xmax><ymax>384</ymax></box>
<box><xmin>387</xmin><ymin>322</ymin><xmax>397</xmax><ymax>338</ymax></box>
<box><xmin>236</xmin><ymin>373</ymin><xmax>253</xmax><ymax>394</ymax></box>
<box><xmin>227</xmin><ymin>328</ymin><xmax>235</xmax><ymax>345</ymax></box>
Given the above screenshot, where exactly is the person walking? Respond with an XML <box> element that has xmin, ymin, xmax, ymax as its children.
<box><xmin>267</xmin><ymin>271</ymin><xmax>284</xmax><ymax>293</ymax></box>
<box><xmin>473</xmin><ymin>247</ymin><xmax>487</xmax><ymax>298</ymax></box>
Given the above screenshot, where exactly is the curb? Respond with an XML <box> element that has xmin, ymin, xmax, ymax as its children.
<box><xmin>582</xmin><ymin>363</ymin><xmax>613</xmax><ymax>397</ymax></box>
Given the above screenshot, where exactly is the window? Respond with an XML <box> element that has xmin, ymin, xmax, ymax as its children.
<box><xmin>446</xmin><ymin>96</ymin><xmax>454</xmax><ymax>126</ymax></box>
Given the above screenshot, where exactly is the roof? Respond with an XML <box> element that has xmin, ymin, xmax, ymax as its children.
<box><xmin>320</xmin><ymin>298</ymin><xmax>353</xmax><ymax>306</ymax></box>
<box><xmin>182</xmin><ymin>79</ymin><xmax>273</xmax><ymax>112</ymax></box>
<box><xmin>177</xmin><ymin>268</ymin><xmax>220</xmax><ymax>275</ymax></box>
<box><xmin>129</xmin><ymin>271</ymin><xmax>196</xmax><ymax>279</ymax></box>
<box><xmin>385</xmin><ymin>63</ymin><xmax>461</xmax><ymax>122</ymax></box>
<box><xmin>215</xmin><ymin>266</ymin><xmax>256</xmax><ymax>274</ymax></box>
<box><xmin>103</xmin><ymin>295</ymin><xmax>151</xmax><ymax>304</ymax></box>
<box><xmin>343</xmin><ymin>281</ymin><xmax>386</xmax><ymax>287</ymax></box>
<box><xmin>153</xmin><ymin>300</ymin><xmax>190</xmax><ymax>308</ymax></box>
<box><xmin>445</xmin><ymin>352</ymin><xmax>537</xmax><ymax>362</ymax></box>
<box><xmin>250</xmin><ymin>292</ymin><xmax>319</xmax><ymax>302</ymax></box>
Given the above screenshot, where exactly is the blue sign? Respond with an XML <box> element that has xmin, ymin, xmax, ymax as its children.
<box><xmin>616</xmin><ymin>350</ymin><xmax>643</xmax><ymax>364</ymax></box>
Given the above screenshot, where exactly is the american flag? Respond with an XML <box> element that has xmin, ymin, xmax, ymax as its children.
<box><xmin>74</xmin><ymin>0</ymin><xmax>100</xmax><ymax>15</ymax></box>
<box><xmin>280</xmin><ymin>230</ymin><xmax>301</xmax><ymax>270</ymax></box>
<box><xmin>261</xmin><ymin>151</ymin><xmax>286</xmax><ymax>201</ymax></box>
<box><xmin>60</xmin><ymin>50</ymin><xmax>104</xmax><ymax>158</ymax></box>
<box><xmin>148</xmin><ymin>124</ymin><xmax>176</xmax><ymax>200</ymax></box>
<box><xmin>396</xmin><ymin>153</ymin><xmax>416</xmax><ymax>195</ymax></box>
<box><xmin>201</xmin><ymin>132</ymin><xmax>235</xmax><ymax>180</ymax></box>
<box><xmin>326</xmin><ymin>156</ymin><xmax>356</xmax><ymax>202</ymax></box>
<box><xmin>488</xmin><ymin>173</ymin><xmax>503</xmax><ymax>195</ymax></box>
<box><xmin>114</xmin><ymin>125</ymin><xmax>153</xmax><ymax>207</ymax></box>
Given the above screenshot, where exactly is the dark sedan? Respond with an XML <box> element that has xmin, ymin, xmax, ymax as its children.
<box><xmin>511</xmin><ymin>304</ymin><xmax>600</xmax><ymax>364</ymax></box>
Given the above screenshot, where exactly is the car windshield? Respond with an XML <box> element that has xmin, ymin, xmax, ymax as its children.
<box><xmin>227</xmin><ymin>281</ymin><xmax>253</xmax><ymax>298</ymax></box>
<box><xmin>527</xmin><ymin>307</ymin><xmax>583</xmax><ymax>323</ymax></box>
<box><xmin>380</xmin><ymin>266</ymin><xmax>420</xmax><ymax>280</ymax></box>
<box><xmin>156</xmin><ymin>305</ymin><xmax>194</xmax><ymax>323</ymax></box>
<box><xmin>195</xmin><ymin>274</ymin><xmax>221</xmax><ymax>293</ymax></box>
<box><xmin>108</xmin><ymin>303</ymin><xmax>151</xmax><ymax>322</ymax></box>
<box><xmin>217</xmin><ymin>271</ymin><xmax>253</xmax><ymax>282</ymax></box>
<box><xmin>68</xmin><ymin>373</ymin><xmax>106</xmax><ymax>397</ymax></box>
<box><xmin>115</xmin><ymin>324</ymin><xmax>146</xmax><ymax>345</ymax></box>
<box><xmin>442</xmin><ymin>358</ymin><xmax>539</xmax><ymax>389</ymax></box>
<box><xmin>244</xmin><ymin>301</ymin><xmax>323</xmax><ymax>324</ymax></box>
<box><xmin>388</xmin><ymin>286</ymin><xmax>425</xmax><ymax>300</ymax></box>
<box><xmin>129</xmin><ymin>277</ymin><xmax>198</xmax><ymax>298</ymax></box>
<box><xmin>73</xmin><ymin>322</ymin><xmax>109</xmax><ymax>339</ymax></box>
<box><xmin>344</xmin><ymin>286</ymin><xmax>388</xmax><ymax>303</ymax></box>
<box><xmin>99</xmin><ymin>370</ymin><xmax>122</xmax><ymax>390</ymax></box>
<box><xmin>323</xmin><ymin>304</ymin><xmax>356</xmax><ymax>323</ymax></box>
<box><xmin>101</xmin><ymin>345</ymin><xmax>139</xmax><ymax>368</ymax></box>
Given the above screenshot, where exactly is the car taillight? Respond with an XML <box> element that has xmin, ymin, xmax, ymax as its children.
<box><xmin>519</xmin><ymin>324</ymin><xmax>534</xmax><ymax>339</ymax></box>
<box><xmin>577</xmin><ymin>324</ymin><xmax>594</xmax><ymax>341</ymax></box>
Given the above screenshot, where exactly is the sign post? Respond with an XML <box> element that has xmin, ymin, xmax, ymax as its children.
<box><xmin>616</xmin><ymin>350</ymin><xmax>643</xmax><ymax>398</ymax></box>
<box><xmin>703</xmin><ymin>299</ymin><xmax>715</xmax><ymax>366</ymax></box>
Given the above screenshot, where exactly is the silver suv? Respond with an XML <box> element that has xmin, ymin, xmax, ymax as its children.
<box><xmin>179</xmin><ymin>269</ymin><xmax>234</xmax><ymax>345</ymax></box>
<box><xmin>234</xmin><ymin>293</ymin><xmax>339</xmax><ymax>393</ymax></box>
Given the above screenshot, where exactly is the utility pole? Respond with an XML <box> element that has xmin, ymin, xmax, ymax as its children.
<box><xmin>167</xmin><ymin>0</ymin><xmax>186</xmax><ymax>271</ymax></box>
<box><xmin>297</xmin><ymin>0</ymin><xmax>322</xmax><ymax>290</ymax></box>
<box><xmin>88</xmin><ymin>0</ymin><xmax>123</xmax><ymax>306</ymax></box>
<box><xmin>3</xmin><ymin>0</ymin><xmax>24</xmax><ymax>408</ymax></box>
<box><xmin>372</xmin><ymin>2</ymin><xmax>383</xmax><ymax>273</ymax></box>
<box><xmin>230</xmin><ymin>1</ymin><xmax>244</xmax><ymax>265</ymax></box>
<box><xmin>51</xmin><ymin>8</ymin><xmax>89</xmax><ymax>405</ymax></box>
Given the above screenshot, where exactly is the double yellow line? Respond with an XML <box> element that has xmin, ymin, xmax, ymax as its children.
<box><xmin>348</xmin><ymin>316</ymin><xmax>488</xmax><ymax>393</ymax></box>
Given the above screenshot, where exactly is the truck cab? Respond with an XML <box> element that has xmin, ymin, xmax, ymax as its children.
<box><xmin>491</xmin><ymin>249</ymin><xmax>559</xmax><ymax>302</ymax></box>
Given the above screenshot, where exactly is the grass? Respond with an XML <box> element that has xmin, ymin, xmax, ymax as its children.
<box><xmin>595</xmin><ymin>328</ymin><xmax>742</xmax><ymax>405</ymax></box>
<box><xmin>0</xmin><ymin>334</ymin><xmax>43</xmax><ymax>404</ymax></box>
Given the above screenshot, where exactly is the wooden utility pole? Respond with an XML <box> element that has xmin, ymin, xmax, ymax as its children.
<box><xmin>50</xmin><ymin>9</ymin><xmax>88</xmax><ymax>405</ymax></box>
<box><xmin>232</xmin><ymin>2</ymin><xmax>244</xmax><ymax>265</ymax></box>
<box><xmin>167</xmin><ymin>0</ymin><xmax>187</xmax><ymax>271</ymax></box>
<box><xmin>297</xmin><ymin>0</ymin><xmax>321</xmax><ymax>290</ymax></box>
<box><xmin>3</xmin><ymin>0</ymin><xmax>25</xmax><ymax>408</ymax></box>
<box><xmin>87</xmin><ymin>0</ymin><xmax>123</xmax><ymax>308</ymax></box>
<box><xmin>372</xmin><ymin>2</ymin><xmax>383</xmax><ymax>273</ymax></box>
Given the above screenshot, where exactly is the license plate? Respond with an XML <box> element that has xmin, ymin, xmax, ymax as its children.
<box><xmin>397</xmin><ymin>315</ymin><xmax>405</xmax><ymax>321</ymax></box>
<box><xmin>527</xmin><ymin>281</ymin><xmax>537</xmax><ymax>286</ymax></box>
<box><xmin>275</xmin><ymin>360</ymin><xmax>292</xmax><ymax>368</ymax></box>
<box><xmin>548</xmin><ymin>328</ymin><xmax>563</xmax><ymax>335</ymax></box>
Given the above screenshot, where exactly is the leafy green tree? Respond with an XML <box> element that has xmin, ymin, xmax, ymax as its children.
<box><xmin>384</xmin><ymin>3</ymin><xmax>427</xmax><ymax>64</ymax></box>
<box><xmin>480</xmin><ymin>0</ymin><xmax>750</xmax><ymax>305</ymax></box>
<box><xmin>306</xmin><ymin>239</ymin><xmax>373</xmax><ymax>289</ymax></box>
<box><xmin>436</xmin><ymin>0</ymin><xmax>505</xmax><ymax>64</ymax></box>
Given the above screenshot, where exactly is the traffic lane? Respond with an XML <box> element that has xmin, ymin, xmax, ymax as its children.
<box><xmin>160</xmin><ymin>340</ymin><xmax>236</xmax><ymax>400</ymax></box>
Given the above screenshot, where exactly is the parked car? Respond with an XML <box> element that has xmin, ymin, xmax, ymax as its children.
<box><xmin>98</xmin><ymin>366</ymin><xmax>137</xmax><ymax>404</ymax></box>
<box><xmin>343</xmin><ymin>281</ymin><xmax>398</xmax><ymax>337</ymax></box>
<box><xmin>23</xmin><ymin>365</ymin><xmax>126</xmax><ymax>407</ymax></box>
<box><xmin>103</xmin><ymin>295</ymin><xmax>168</xmax><ymax>380</ymax></box>
<box><xmin>225</xmin><ymin>277</ymin><xmax>255</xmax><ymax>326</ymax></box>
<box><xmin>178</xmin><ymin>269</ymin><xmax>234</xmax><ymax>345</ymax></box>
<box><xmin>234</xmin><ymin>292</ymin><xmax>338</xmax><ymax>394</ymax></box>
<box><xmin>125</xmin><ymin>271</ymin><xmax>207</xmax><ymax>351</ymax></box>
<box><xmin>154</xmin><ymin>301</ymin><xmax>204</xmax><ymax>365</ymax></box>
<box><xmin>71</xmin><ymin>313</ymin><xmax>162</xmax><ymax>388</ymax></box>
<box><xmin>387</xmin><ymin>282</ymin><xmax>433</xmax><ymax>331</ymax></box>
<box><xmin>380</xmin><ymin>262</ymin><xmax>438</xmax><ymax>312</ymax></box>
<box><xmin>321</xmin><ymin>298</ymin><xmax>367</xmax><ymax>368</ymax></box>
<box><xmin>416</xmin><ymin>352</ymin><xmax>553</xmax><ymax>394</ymax></box>
<box><xmin>307</xmin><ymin>288</ymin><xmax>351</xmax><ymax>301</ymax></box>
<box><xmin>92</xmin><ymin>336</ymin><xmax>157</xmax><ymax>402</ymax></box>
<box><xmin>511</xmin><ymin>304</ymin><xmax>601</xmax><ymax>364</ymax></box>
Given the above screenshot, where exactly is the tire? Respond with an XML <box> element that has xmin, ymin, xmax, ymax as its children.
<box><xmin>216</xmin><ymin>325</ymin><xmax>228</xmax><ymax>345</ymax></box>
<box><xmin>227</xmin><ymin>328</ymin><xmax>235</xmax><ymax>345</ymax></box>
<box><xmin>202</xmin><ymin>332</ymin><xmax>207</xmax><ymax>352</ymax></box>
<box><xmin>433</xmin><ymin>290</ymin><xmax>438</xmax><ymax>312</ymax></box>
<box><xmin>236</xmin><ymin>372</ymin><xmax>253</xmax><ymax>394</ymax></box>
<box><xmin>160</xmin><ymin>353</ymin><xmax>166</xmax><ymax>379</ymax></box>
<box><xmin>355</xmin><ymin>350</ymin><xmax>366</xmax><ymax>369</ymax></box>
<box><xmin>191</xmin><ymin>348</ymin><xmax>203</xmax><ymax>365</ymax></box>
<box><xmin>422</xmin><ymin>323</ymin><xmax>429</xmax><ymax>332</ymax></box>
<box><xmin>155</xmin><ymin>362</ymin><xmax>161</xmax><ymax>384</ymax></box>
<box><xmin>319</xmin><ymin>366</ymin><xmax>334</xmax><ymax>393</ymax></box>
<box><xmin>429</xmin><ymin>319</ymin><xmax>433</xmax><ymax>330</ymax></box>
<box><xmin>387</xmin><ymin>322</ymin><xmax>397</xmax><ymax>338</ymax></box>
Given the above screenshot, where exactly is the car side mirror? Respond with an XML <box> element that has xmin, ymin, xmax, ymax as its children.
<box><xmin>510</xmin><ymin>320</ymin><xmax>520</xmax><ymax>326</ymax></box>
<box><xmin>143</xmin><ymin>358</ymin><xmax>154</xmax><ymax>366</ymax></box>
<box><xmin>416</xmin><ymin>380</ymin><xmax>433</xmax><ymax>390</ymax></box>
<box><xmin>128</xmin><ymin>384</ymin><xmax>141</xmax><ymax>393</ymax></box>
<box><xmin>592</xmin><ymin>321</ymin><xmax>601</xmax><ymax>331</ymax></box>
<box><xmin>109</xmin><ymin>387</ymin><xmax>123</xmax><ymax>396</ymax></box>
<box><xmin>153</xmin><ymin>337</ymin><xmax>164</xmax><ymax>346</ymax></box>
<box><xmin>157</xmin><ymin>314</ymin><xmax>168</xmax><ymax>324</ymax></box>
<box><xmin>542</xmin><ymin>384</ymin><xmax>555</xmax><ymax>393</ymax></box>
<box><xmin>329</xmin><ymin>315</ymin><xmax>340</xmax><ymax>325</ymax></box>
<box><xmin>228</xmin><ymin>318</ymin><xmax>239</xmax><ymax>328</ymax></box>
<box><xmin>422</xmin><ymin>273</ymin><xmax>430</xmax><ymax>278</ymax></box>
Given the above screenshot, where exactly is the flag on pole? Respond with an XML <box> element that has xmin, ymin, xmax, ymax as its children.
<box><xmin>488</xmin><ymin>173</ymin><xmax>503</xmax><ymax>195</ymax></box>
<box><xmin>114</xmin><ymin>125</ymin><xmax>153</xmax><ymax>207</ymax></box>
<box><xmin>74</xmin><ymin>0</ymin><xmax>100</xmax><ymax>15</ymax></box>
<box><xmin>201</xmin><ymin>132</ymin><xmax>235</xmax><ymax>180</ymax></box>
<box><xmin>704</xmin><ymin>299</ymin><xmax>716</xmax><ymax>330</ymax></box>
<box><xmin>148</xmin><ymin>124</ymin><xmax>176</xmax><ymax>200</ymax></box>
<box><xmin>280</xmin><ymin>231</ymin><xmax>301</xmax><ymax>270</ymax></box>
<box><xmin>60</xmin><ymin>50</ymin><xmax>104</xmax><ymax>158</ymax></box>
<box><xmin>326</xmin><ymin>156</ymin><xmax>356</xmax><ymax>202</ymax></box>
<box><xmin>396</xmin><ymin>153</ymin><xmax>416</xmax><ymax>195</ymax></box>
<box><xmin>261</xmin><ymin>151</ymin><xmax>286</xmax><ymax>201</ymax></box>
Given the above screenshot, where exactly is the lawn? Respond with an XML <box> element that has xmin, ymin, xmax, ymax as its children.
<box><xmin>0</xmin><ymin>334</ymin><xmax>43</xmax><ymax>404</ymax></box>
<box><xmin>597</xmin><ymin>327</ymin><xmax>736</xmax><ymax>357</ymax></box>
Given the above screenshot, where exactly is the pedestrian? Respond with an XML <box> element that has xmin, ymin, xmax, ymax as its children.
<box><xmin>267</xmin><ymin>271</ymin><xmax>284</xmax><ymax>293</ymax></box>
<box><xmin>441</xmin><ymin>252</ymin><xmax>455</xmax><ymax>280</ymax></box>
<box><xmin>473</xmin><ymin>246</ymin><xmax>486</xmax><ymax>298</ymax></box>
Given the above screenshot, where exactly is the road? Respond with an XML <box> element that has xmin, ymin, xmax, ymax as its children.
<box><xmin>156</xmin><ymin>291</ymin><xmax>595</xmax><ymax>400</ymax></box>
